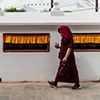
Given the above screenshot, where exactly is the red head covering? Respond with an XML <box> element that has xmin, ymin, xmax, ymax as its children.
<box><xmin>58</xmin><ymin>25</ymin><xmax>73</xmax><ymax>39</ymax></box>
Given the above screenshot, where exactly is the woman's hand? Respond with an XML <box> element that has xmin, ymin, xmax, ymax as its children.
<box><xmin>54</xmin><ymin>43</ymin><xmax>60</xmax><ymax>49</ymax></box>
<box><xmin>62</xmin><ymin>57</ymin><xmax>67</xmax><ymax>62</ymax></box>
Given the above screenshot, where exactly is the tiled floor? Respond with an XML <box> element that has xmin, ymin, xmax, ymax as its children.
<box><xmin>0</xmin><ymin>81</ymin><xmax>100</xmax><ymax>100</ymax></box>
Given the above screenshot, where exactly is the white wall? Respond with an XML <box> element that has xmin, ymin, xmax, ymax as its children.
<box><xmin>71</xmin><ymin>25</ymin><xmax>100</xmax><ymax>81</ymax></box>
<box><xmin>0</xmin><ymin>25</ymin><xmax>100</xmax><ymax>82</ymax></box>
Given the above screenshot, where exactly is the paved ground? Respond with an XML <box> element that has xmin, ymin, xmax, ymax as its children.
<box><xmin>0</xmin><ymin>81</ymin><xmax>100</xmax><ymax>100</ymax></box>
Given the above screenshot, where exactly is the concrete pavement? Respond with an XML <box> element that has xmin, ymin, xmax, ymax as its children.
<box><xmin>0</xmin><ymin>81</ymin><xmax>100</xmax><ymax>100</ymax></box>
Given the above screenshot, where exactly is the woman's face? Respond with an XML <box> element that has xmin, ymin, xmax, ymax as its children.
<box><xmin>60</xmin><ymin>33</ymin><xmax>63</xmax><ymax>37</ymax></box>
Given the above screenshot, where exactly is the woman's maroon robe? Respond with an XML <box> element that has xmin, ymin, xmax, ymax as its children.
<box><xmin>55</xmin><ymin>38</ymin><xmax>79</xmax><ymax>85</ymax></box>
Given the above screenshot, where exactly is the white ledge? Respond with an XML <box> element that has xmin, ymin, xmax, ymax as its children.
<box><xmin>0</xmin><ymin>12</ymin><xmax>100</xmax><ymax>26</ymax></box>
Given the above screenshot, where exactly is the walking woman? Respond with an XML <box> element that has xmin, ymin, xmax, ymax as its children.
<box><xmin>48</xmin><ymin>25</ymin><xmax>81</xmax><ymax>90</ymax></box>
